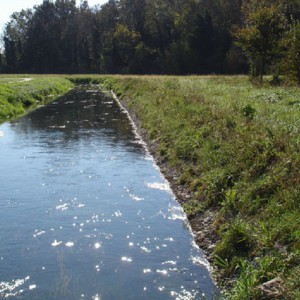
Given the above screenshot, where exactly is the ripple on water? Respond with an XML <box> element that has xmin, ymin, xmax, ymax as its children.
<box><xmin>29</xmin><ymin>284</ymin><xmax>37</xmax><ymax>290</ymax></box>
<box><xmin>146</xmin><ymin>182</ymin><xmax>170</xmax><ymax>191</ymax></box>
<box><xmin>167</xmin><ymin>204</ymin><xmax>186</xmax><ymax>221</ymax></box>
<box><xmin>170</xmin><ymin>288</ymin><xmax>201</xmax><ymax>300</ymax></box>
<box><xmin>95</xmin><ymin>265</ymin><xmax>101</xmax><ymax>272</ymax></box>
<box><xmin>65</xmin><ymin>241</ymin><xmax>74</xmax><ymax>247</ymax></box>
<box><xmin>33</xmin><ymin>230</ymin><xmax>46</xmax><ymax>238</ymax></box>
<box><xmin>56</xmin><ymin>203</ymin><xmax>69</xmax><ymax>211</ymax></box>
<box><xmin>124</xmin><ymin>186</ymin><xmax>144</xmax><ymax>201</ymax></box>
<box><xmin>51</xmin><ymin>240</ymin><xmax>62</xmax><ymax>247</ymax></box>
<box><xmin>0</xmin><ymin>276</ymin><xmax>30</xmax><ymax>298</ymax></box>
<box><xmin>162</xmin><ymin>260</ymin><xmax>177</xmax><ymax>265</ymax></box>
<box><xmin>113</xmin><ymin>210</ymin><xmax>122</xmax><ymax>218</ymax></box>
<box><xmin>94</xmin><ymin>242</ymin><xmax>102</xmax><ymax>249</ymax></box>
<box><xmin>121</xmin><ymin>257</ymin><xmax>133</xmax><ymax>262</ymax></box>
<box><xmin>191</xmin><ymin>255</ymin><xmax>211</xmax><ymax>271</ymax></box>
<box><xmin>156</xmin><ymin>269</ymin><xmax>168</xmax><ymax>276</ymax></box>
<box><xmin>55</xmin><ymin>198</ymin><xmax>85</xmax><ymax>212</ymax></box>
<box><xmin>140</xmin><ymin>246</ymin><xmax>151</xmax><ymax>254</ymax></box>
<box><xmin>92</xmin><ymin>293</ymin><xmax>101</xmax><ymax>300</ymax></box>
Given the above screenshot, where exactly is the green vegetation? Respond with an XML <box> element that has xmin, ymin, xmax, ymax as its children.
<box><xmin>94</xmin><ymin>75</ymin><xmax>300</xmax><ymax>299</ymax></box>
<box><xmin>0</xmin><ymin>75</ymin><xmax>73</xmax><ymax>123</ymax></box>
<box><xmin>233</xmin><ymin>1</ymin><xmax>287</xmax><ymax>82</ymax></box>
<box><xmin>1</xmin><ymin>74</ymin><xmax>299</xmax><ymax>298</ymax></box>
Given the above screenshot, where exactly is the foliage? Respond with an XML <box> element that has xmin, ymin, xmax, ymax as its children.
<box><xmin>233</xmin><ymin>1</ymin><xmax>287</xmax><ymax>81</ymax></box>
<box><xmin>1</xmin><ymin>0</ymin><xmax>300</xmax><ymax>78</ymax></box>
<box><xmin>111</xmin><ymin>24</ymin><xmax>140</xmax><ymax>73</ymax></box>
<box><xmin>183</xmin><ymin>199</ymin><xmax>203</xmax><ymax>218</ymax></box>
<box><xmin>228</xmin><ymin>256</ymin><xmax>283</xmax><ymax>300</ymax></box>
<box><xmin>1</xmin><ymin>0</ymin><xmax>299</xmax><ymax>78</ymax></box>
<box><xmin>0</xmin><ymin>0</ymin><xmax>246</xmax><ymax>74</ymax></box>
<box><xmin>214</xmin><ymin>218</ymin><xmax>254</xmax><ymax>262</ymax></box>
<box><xmin>281</xmin><ymin>20</ymin><xmax>300</xmax><ymax>84</ymax></box>
<box><xmin>241</xmin><ymin>104</ymin><xmax>256</xmax><ymax>120</ymax></box>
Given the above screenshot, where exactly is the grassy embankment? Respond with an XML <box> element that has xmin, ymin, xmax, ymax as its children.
<box><xmin>92</xmin><ymin>75</ymin><xmax>299</xmax><ymax>300</ymax></box>
<box><xmin>0</xmin><ymin>75</ymin><xmax>73</xmax><ymax>123</ymax></box>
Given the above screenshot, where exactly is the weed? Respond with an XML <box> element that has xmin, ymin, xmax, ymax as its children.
<box><xmin>258</xmin><ymin>221</ymin><xmax>274</xmax><ymax>249</ymax></box>
<box><xmin>241</xmin><ymin>104</ymin><xmax>256</xmax><ymax>120</ymax></box>
<box><xmin>286</xmin><ymin>266</ymin><xmax>300</xmax><ymax>300</ymax></box>
<box><xmin>214</xmin><ymin>255</ymin><xmax>230</xmax><ymax>269</ymax></box>
<box><xmin>229</xmin><ymin>256</ymin><xmax>282</xmax><ymax>300</ymax></box>
<box><xmin>214</xmin><ymin>218</ymin><xmax>254</xmax><ymax>262</ymax></box>
<box><xmin>221</xmin><ymin>188</ymin><xmax>237</xmax><ymax>212</ymax></box>
<box><xmin>183</xmin><ymin>199</ymin><xmax>203</xmax><ymax>218</ymax></box>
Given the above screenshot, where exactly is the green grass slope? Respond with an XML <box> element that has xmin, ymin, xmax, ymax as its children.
<box><xmin>0</xmin><ymin>75</ymin><xmax>73</xmax><ymax>123</ymax></box>
<box><xmin>96</xmin><ymin>75</ymin><xmax>300</xmax><ymax>299</ymax></box>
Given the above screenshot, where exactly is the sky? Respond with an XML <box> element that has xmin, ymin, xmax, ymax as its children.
<box><xmin>0</xmin><ymin>0</ymin><xmax>108</xmax><ymax>37</ymax></box>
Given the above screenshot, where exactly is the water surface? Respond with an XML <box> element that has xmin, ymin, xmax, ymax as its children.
<box><xmin>0</xmin><ymin>87</ymin><xmax>218</xmax><ymax>299</ymax></box>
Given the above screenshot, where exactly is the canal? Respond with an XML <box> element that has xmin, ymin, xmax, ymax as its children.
<box><xmin>0</xmin><ymin>87</ymin><xmax>218</xmax><ymax>299</ymax></box>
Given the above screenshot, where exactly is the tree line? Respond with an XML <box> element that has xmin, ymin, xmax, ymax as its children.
<box><xmin>1</xmin><ymin>0</ymin><xmax>299</xmax><ymax>82</ymax></box>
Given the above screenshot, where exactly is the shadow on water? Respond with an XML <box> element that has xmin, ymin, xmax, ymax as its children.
<box><xmin>0</xmin><ymin>86</ymin><xmax>221</xmax><ymax>300</ymax></box>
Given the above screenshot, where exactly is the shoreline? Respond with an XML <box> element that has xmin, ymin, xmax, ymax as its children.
<box><xmin>111</xmin><ymin>89</ymin><xmax>220</xmax><ymax>263</ymax></box>
<box><xmin>111</xmin><ymin>89</ymin><xmax>219</xmax><ymax>258</ymax></box>
<box><xmin>99</xmin><ymin>75</ymin><xmax>299</xmax><ymax>299</ymax></box>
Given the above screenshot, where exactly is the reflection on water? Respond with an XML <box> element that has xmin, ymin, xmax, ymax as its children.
<box><xmin>0</xmin><ymin>87</ymin><xmax>219</xmax><ymax>299</ymax></box>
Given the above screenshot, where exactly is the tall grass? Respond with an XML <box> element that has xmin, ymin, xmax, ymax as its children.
<box><xmin>95</xmin><ymin>75</ymin><xmax>300</xmax><ymax>299</ymax></box>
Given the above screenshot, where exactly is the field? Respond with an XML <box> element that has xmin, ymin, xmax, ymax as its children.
<box><xmin>1</xmin><ymin>75</ymin><xmax>299</xmax><ymax>299</ymax></box>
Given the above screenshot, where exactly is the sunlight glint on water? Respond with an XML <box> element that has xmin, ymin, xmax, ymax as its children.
<box><xmin>0</xmin><ymin>87</ymin><xmax>218</xmax><ymax>299</ymax></box>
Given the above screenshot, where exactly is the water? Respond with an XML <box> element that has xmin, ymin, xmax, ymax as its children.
<box><xmin>0</xmin><ymin>87</ymin><xmax>218</xmax><ymax>299</ymax></box>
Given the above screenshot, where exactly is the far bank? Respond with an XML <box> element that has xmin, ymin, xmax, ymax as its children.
<box><xmin>0</xmin><ymin>75</ymin><xmax>73</xmax><ymax>123</ymax></box>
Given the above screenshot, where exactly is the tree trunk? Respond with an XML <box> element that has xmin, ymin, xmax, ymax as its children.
<box><xmin>259</xmin><ymin>56</ymin><xmax>265</xmax><ymax>84</ymax></box>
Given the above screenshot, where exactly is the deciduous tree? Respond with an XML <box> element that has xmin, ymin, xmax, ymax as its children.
<box><xmin>234</xmin><ymin>1</ymin><xmax>286</xmax><ymax>81</ymax></box>
<box><xmin>281</xmin><ymin>20</ymin><xmax>300</xmax><ymax>83</ymax></box>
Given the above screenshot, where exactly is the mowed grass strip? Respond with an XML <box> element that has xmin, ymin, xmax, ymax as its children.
<box><xmin>0</xmin><ymin>75</ymin><xmax>73</xmax><ymax>123</ymax></box>
<box><xmin>96</xmin><ymin>75</ymin><xmax>300</xmax><ymax>299</ymax></box>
